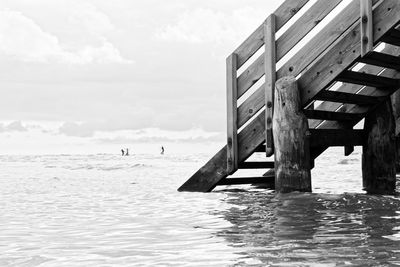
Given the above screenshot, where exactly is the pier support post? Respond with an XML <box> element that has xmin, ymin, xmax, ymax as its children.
<box><xmin>391</xmin><ymin>90</ymin><xmax>400</xmax><ymax>172</ymax></box>
<box><xmin>273</xmin><ymin>76</ymin><xmax>311</xmax><ymax>193</ymax></box>
<box><xmin>362</xmin><ymin>100</ymin><xmax>397</xmax><ymax>194</ymax></box>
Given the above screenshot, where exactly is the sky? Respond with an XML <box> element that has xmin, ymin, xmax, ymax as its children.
<box><xmin>0</xmin><ymin>0</ymin><xmax>285</xmax><ymax>154</ymax></box>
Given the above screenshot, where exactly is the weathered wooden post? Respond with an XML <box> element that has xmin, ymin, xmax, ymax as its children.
<box><xmin>273</xmin><ymin>76</ymin><xmax>311</xmax><ymax>193</ymax></box>
<box><xmin>391</xmin><ymin>90</ymin><xmax>400</xmax><ymax>172</ymax></box>
<box><xmin>362</xmin><ymin>101</ymin><xmax>397</xmax><ymax>194</ymax></box>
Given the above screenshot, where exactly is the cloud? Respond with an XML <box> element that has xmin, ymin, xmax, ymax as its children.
<box><xmin>0</xmin><ymin>121</ymin><xmax>28</xmax><ymax>132</ymax></box>
<box><xmin>0</xmin><ymin>8</ymin><xmax>132</xmax><ymax>64</ymax></box>
<box><xmin>95</xmin><ymin>128</ymin><xmax>224</xmax><ymax>144</ymax></box>
<box><xmin>68</xmin><ymin>3</ymin><xmax>115</xmax><ymax>37</ymax></box>
<box><xmin>59</xmin><ymin>122</ymin><xmax>94</xmax><ymax>137</ymax></box>
<box><xmin>155</xmin><ymin>7</ymin><xmax>267</xmax><ymax>44</ymax></box>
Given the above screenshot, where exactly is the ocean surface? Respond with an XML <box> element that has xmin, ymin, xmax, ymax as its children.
<box><xmin>0</xmin><ymin>147</ymin><xmax>399</xmax><ymax>266</ymax></box>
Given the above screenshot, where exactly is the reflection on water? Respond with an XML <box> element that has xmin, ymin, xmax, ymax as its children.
<box><xmin>214</xmin><ymin>190</ymin><xmax>400</xmax><ymax>266</ymax></box>
<box><xmin>0</xmin><ymin>150</ymin><xmax>399</xmax><ymax>266</ymax></box>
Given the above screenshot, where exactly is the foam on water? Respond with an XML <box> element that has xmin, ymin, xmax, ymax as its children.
<box><xmin>0</xmin><ymin>148</ymin><xmax>399</xmax><ymax>266</ymax></box>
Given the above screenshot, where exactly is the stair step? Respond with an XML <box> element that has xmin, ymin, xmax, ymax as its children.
<box><xmin>358</xmin><ymin>51</ymin><xmax>400</xmax><ymax>70</ymax></box>
<box><xmin>217</xmin><ymin>175</ymin><xmax>275</xmax><ymax>186</ymax></box>
<box><xmin>310</xmin><ymin>129</ymin><xmax>365</xmax><ymax>147</ymax></box>
<box><xmin>381</xmin><ymin>29</ymin><xmax>400</xmax><ymax>46</ymax></box>
<box><xmin>336</xmin><ymin>70</ymin><xmax>400</xmax><ymax>88</ymax></box>
<box><xmin>303</xmin><ymin>110</ymin><xmax>365</xmax><ymax>121</ymax></box>
<box><xmin>316</xmin><ymin>90</ymin><xmax>383</xmax><ymax>105</ymax></box>
<box><xmin>238</xmin><ymin>162</ymin><xmax>274</xmax><ymax>169</ymax></box>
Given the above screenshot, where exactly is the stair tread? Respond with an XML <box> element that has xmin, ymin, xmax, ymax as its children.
<box><xmin>218</xmin><ymin>176</ymin><xmax>274</xmax><ymax>186</ymax></box>
<box><xmin>303</xmin><ymin>109</ymin><xmax>365</xmax><ymax>121</ymax></box>
<box><xmin>358</xmin><ymin>51</ymin><xmax>400</xmax><ymax>70</ymax></box>
<box><xmin>316</xmin><ymin>90</ymin><xmax>384</xmax><ymax>105</ymax></box>
<box><xmin>336</xmin><ymin>70</ymin><xmax>400</xmax><ymax>88</ymax></box>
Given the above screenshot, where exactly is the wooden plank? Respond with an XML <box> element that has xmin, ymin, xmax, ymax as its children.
<box><xmin>234</xmin><ymin>0</ymin><xmax>309</xmax><ymax>68</ymax></box>
<box><xmin>273</xmin><ymin>77</ymin><xmax>311</xmax><ymax>193</ymax></box>
<box><xmin>238</xmin><ymin>110</ymin><xmax>266</xmax><ymax>162</ymax></box>
<box><xmin>238</xmin><ymin>162</ymin><xmax>274</xmax><ymax>169</ymax></box>
<box><xmin>226</xmin><ymin>53</ymin><xmax>238</xmax><ymax>174</ymax></box>
<box><xmin>303</xmin><ymin>110</ymin><xmax>365</xmax><ymax>121</ymax></box>
<box><xmin>178</xmin><ymin>146</ymin><xmax>229</xmax><ymax>192</ymax></box>
<box><xmin>264</xmin><ymin>15</ymin><xmax>276</xmax><ymax>156</ymax></box>
<box><xmin>276</xmin><ymin>0</ymin><xmax>342</xmax><ymax>61</ymax></box>
<box><xmin>237</xmin><ymin>55</ymin><xmax>263</xmax><ymax>98</ymax></box>
<box><xmin>336</xmin><ymin>70</ymin><xmax>400</xmax><ymax>88</ymax></box>
<box><xmin>360</xmin><ymin>0</ymin><xmax>373</xmax><ymax>57</ymax></box>
<box><xmin>237</xmin><ymin>84</ymin><xmax>264</xmax><ymax>128</ymax></box>
<box><xmin>358</xmin><ymin>51</ymin><xmax>400</xmax><ymax>70</ymax></box>
<box><xmin>309</xmin><ymin>129</ymin><xmax>365</xmax><ymax>147</ymax></box>
<box><xmin>298</xmin><ymin>0</ymin><xmax>400</xmax><ymax>107</ymax></box>
<box><xmin>316</xmin><ymin>90</ymin><xmax>383</xmax><ymax>105</ymax></box>
<box><xmin>217</xmin><ymin>176</ymin><xmax>275</xmax><ymax>186</ymax></box>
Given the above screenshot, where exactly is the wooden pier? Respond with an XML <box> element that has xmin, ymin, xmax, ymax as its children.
<box><xmin>179</xmin><ymin>0</ymin><xmax>400</xmax><ymax>194</ymax></box>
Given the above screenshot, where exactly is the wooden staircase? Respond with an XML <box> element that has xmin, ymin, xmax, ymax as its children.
<box><xmin>179</xmin><ymin>0</ymin><xmax>400</xmax><ymax>192</ymax></box>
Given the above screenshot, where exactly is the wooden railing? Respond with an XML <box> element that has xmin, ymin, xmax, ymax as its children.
<box><xmin>226</xmin><ymin>0</ymin><xmax>379</xmax><ymax>173</ymax></box>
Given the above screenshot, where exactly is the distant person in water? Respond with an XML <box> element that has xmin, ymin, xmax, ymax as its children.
<box><xmin>121</xmin><ymin>149</ymin><xmax>125</xmax><ymax>156</ymax></box>
<box><xmin>161</xmin><ymin>146</ymin><xmax>164</xmax><ymax>155</ymax></box>
<box><xmin>125</xmin><ymin>148</ymin><xmax>129</xmax><ymax>156</ymax></box>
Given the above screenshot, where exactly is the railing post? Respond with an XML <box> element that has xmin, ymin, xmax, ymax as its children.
<box><xmin>226</xmin><ymin>53</ymin><xmax>238</xmax><ymax>174</ymax></box>
<box><xmin>264</xmin><ymin>14</ymin><xmax>277</xmax><ymax>157</ymax></box>
<box><xmin>360</xmin><ymin>0</ymin><xmax>373</xmax><ymax>57</ymax></box>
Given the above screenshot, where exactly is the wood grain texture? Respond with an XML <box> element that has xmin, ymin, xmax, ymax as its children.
<box><xmin>234</xmin><ymin>0</ymin><xmax>309</xmax><ymax>68</ymax></box>
<box><xmin>264</xmin><ymin>15</ymin><xmax>276</xmax><ymax>156</ymax></box>
<box><xmin>360</xmin><ymin>0</ymin><xmax>373</xmax><ymax>56</ymax></box>
<box><xmin>178</xmin><ymin>145</ymin><xmax>228</xmax><ymax>192</ymax></box>
<box><xmin>391</xmin><ymin>90</ymin><xmax>400</xmax><ymax>172</ymax></box>
<box><xmin>298</xmin><ymin>0</ymin><xmax>400</xmax><ymax>107</ymax></box>
<box><xmin>362</xmin><ymin>100</ymin><xmax>397</xmax><ymax>194</ymax></box>
<box><xmin>273</xmin><ymin>77</ymin><xmax>311</xmax><ymax>193</ymax></box>
<box><xmin>309</xmin><ymin>45</ymin><xmax>400</xmax><ymax>128</ymax></box>
<box><xmin>226</xmin><ymin>54</ymin><xmax>238</xmax><ymax>174</ymax></box>
<box><xmin>276</xmin><ymin>0</ymin><xmax>342</xmax><ymax>61</ymax></box>
<box><xmin>237</xmin><ymin>0</ymin><xmax>380</xmax><ymax>103</ymax></box>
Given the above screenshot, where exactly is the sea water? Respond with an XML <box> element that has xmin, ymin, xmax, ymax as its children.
<box><xmin>0</xmin><ymin>147</ymin><xmax>399</xmax><ymax>266</ymax></box>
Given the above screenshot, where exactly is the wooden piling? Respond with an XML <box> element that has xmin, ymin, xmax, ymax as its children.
<box><xmin>391</xmin><ymin>90</ymin><xmax>400</xmax><ymax>172</ymax></box>
<box><xmin>362</xmin><ymin>101</ymin><xmax>397</xmax><ymax>194</ymax></box>
<box><xmin>273</xmin><ymin>76</ymin><xmax>311</xmax><ymax>193</ymax></box>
